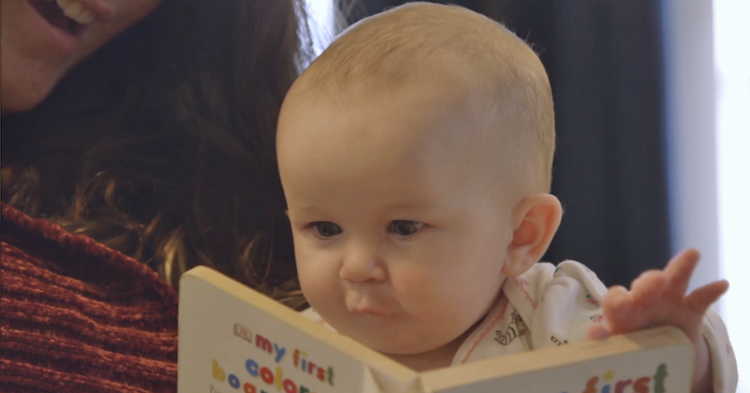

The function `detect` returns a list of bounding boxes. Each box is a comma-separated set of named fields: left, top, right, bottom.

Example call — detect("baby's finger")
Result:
left=686, top=280, right=729, bottom=315
left=602, top=286, right=644, bottom=333
left=630, top=270, right=668, bottom=306
left=663, top=248, right=700, bottom=296
left=587, top=323, right=611, bottom=340
left=602, top=285, right=632, bottom=314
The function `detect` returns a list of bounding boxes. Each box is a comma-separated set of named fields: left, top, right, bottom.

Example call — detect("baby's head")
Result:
left=277, top=2, right=562, bottom=369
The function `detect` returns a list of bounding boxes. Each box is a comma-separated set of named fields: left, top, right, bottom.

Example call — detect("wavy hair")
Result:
left=1, top=0, right=332, bottom=308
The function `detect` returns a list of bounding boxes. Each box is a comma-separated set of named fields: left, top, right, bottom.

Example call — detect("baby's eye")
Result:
left=388, top=220, right=424, bottom=237
left=309, top=221, right=343, bottom=239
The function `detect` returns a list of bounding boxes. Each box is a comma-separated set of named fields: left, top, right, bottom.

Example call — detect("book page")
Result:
left=420, top=326, right=694, bottom=393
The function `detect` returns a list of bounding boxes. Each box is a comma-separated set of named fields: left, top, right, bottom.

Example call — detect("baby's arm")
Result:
left=586, top=249, right=729, bottom=393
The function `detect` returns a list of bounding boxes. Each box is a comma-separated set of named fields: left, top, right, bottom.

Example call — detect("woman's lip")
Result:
left=26, top=0, right=80, bottom=54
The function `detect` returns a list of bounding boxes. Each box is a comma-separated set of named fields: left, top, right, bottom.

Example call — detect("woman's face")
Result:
left=1, top=0, right=162, bottom=113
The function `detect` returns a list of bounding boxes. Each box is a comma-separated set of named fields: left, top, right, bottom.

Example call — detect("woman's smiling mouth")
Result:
left=28, top=0, right=114, bottom=35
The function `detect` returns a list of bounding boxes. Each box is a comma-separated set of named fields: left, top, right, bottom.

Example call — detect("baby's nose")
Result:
left=339, top=252, right=387, bottom=283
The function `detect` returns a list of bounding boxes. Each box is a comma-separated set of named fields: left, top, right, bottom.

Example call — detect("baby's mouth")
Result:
left=29, top=0, right=95, bottom=35
left=346, top=294, right=397, bottom=316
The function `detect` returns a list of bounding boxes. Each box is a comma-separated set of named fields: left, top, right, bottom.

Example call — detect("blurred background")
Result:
left=306, top=0, right=749, bottom=387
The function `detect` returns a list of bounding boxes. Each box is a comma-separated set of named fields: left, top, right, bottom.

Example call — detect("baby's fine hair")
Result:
left=299, top=2, right=556, bottom=193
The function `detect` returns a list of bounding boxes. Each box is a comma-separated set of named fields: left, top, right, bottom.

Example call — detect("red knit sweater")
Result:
left=0, top=203, right=179, bottom=392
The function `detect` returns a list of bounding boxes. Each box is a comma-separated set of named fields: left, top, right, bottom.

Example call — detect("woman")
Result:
left=1, top=0, right=315, bottom=391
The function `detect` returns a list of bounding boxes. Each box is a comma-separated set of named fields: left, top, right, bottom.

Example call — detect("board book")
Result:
left=178, top=266, right=695, bottom=393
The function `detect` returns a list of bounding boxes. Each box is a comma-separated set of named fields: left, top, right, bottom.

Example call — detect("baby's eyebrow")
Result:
left=381, top=202, right=430, bottom=210
left=287, top=206, right=327, bottom=217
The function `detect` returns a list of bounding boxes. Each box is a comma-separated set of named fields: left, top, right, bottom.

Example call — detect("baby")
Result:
left=276, top=3, right=736, bottom=392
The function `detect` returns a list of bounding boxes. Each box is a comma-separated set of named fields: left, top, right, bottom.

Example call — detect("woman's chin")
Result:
left=1, top=68, right=59, bottom=114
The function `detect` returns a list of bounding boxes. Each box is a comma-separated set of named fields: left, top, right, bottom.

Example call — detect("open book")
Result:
left=178, top=266, right=695, bottom=393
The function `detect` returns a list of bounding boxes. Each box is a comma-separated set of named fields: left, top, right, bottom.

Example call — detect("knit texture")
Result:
left=1, top=203, right=179, bottom=392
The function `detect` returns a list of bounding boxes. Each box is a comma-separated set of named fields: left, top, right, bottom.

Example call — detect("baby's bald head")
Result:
left=280, top=2, right=555, bottom=202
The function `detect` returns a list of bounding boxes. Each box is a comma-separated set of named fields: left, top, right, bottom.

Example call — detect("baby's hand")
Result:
left=586, top=249, right=728, bottom=393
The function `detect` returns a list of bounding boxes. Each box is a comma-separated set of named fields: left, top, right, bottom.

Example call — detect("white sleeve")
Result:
left=701, top=309, right=738, bottom=393
left=504, top=260, right=608, bottom=351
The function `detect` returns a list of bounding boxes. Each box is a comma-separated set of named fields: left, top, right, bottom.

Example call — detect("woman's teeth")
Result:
left=52, top=0, right=95, bottom=25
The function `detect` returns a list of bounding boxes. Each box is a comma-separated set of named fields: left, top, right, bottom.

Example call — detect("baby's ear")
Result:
left=502, top=194, right=562, bottom=277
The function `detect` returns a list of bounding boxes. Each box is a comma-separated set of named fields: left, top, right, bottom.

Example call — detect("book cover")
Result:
left=178, top=266, right=695, bottom=393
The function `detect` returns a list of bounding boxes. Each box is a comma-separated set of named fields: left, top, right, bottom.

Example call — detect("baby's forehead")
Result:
left=286, top=81, right=451, bottom=142
left=279, top=88, right=519, bottom=204
left=282, top=55, right=525, bottom=166
left=283, top=80, right=516, bottom=175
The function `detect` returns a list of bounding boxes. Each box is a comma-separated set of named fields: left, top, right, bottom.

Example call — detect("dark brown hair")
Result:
left=1, top=0, right=313, bottom=307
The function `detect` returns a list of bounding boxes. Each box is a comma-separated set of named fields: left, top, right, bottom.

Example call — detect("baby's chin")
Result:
left=345, top=328, right=462, bottom=357
left=367, top=334, right=470, bottom=371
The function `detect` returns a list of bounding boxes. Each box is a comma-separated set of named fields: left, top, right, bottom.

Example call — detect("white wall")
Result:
left=662, top=0, right=719, bottom=297
left=305, top=0, right=337, bottom=56
left=664, top=0, right=748, bottom=389
left=714, top=0, right=750, bottom=388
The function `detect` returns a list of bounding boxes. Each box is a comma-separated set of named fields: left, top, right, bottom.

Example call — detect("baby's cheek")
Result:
left=392, top=266, right=456, bottom=311
left=297, top=252, right=338, bottom=299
